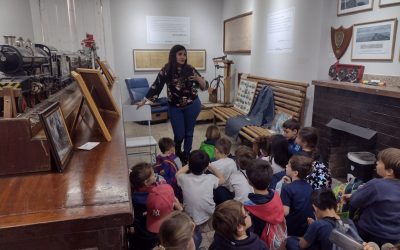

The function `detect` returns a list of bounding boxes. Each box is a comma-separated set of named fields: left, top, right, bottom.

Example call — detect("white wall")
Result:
left=0, top=0, right=34, bottom=41
left=317, top=0, right=400, bottom=79
left=110, top=0, right=224, bottom=103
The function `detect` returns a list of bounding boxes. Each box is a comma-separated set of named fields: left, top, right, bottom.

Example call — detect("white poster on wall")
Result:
left=266, top=7, right=295, bottom=54
left=147, top=16, right=190, bottom=44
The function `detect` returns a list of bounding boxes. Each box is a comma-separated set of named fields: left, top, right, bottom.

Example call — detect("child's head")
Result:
left=188, top=150, right=210, bottom=175
left=205, top=125, right=221, bottom=141
left=235, top=146, right=256, bottom=171
left=296, top=127, right=318, bottom=151
left=377, top=148, right=400, bottom=179
left=286, top=155, right=313, bottom=180
left=311, top=189, right=338, bottom=219
left=282, top=118, right=300, bottom=140
left=157, top=211, right=195, bottom=250
left=246, top=159, right=273, bottom=190
left=158, top=137, right=175, bottom=154
left=215, top=137, right=231, bottom=159
left=265, top=134, right=292, bottom=167
left=212, top=200, right=252, bottom=241
left=129, top=162, right=156, bottom=190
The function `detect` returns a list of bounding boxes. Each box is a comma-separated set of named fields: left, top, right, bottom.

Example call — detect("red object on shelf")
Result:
left=329, top=62, right=365, bottom=83
left=81, top=33, right=96, bottom=49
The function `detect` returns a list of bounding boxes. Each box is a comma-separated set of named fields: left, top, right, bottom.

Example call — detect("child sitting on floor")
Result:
left=280, top=156, right=315, bottom=237
left=176, top=150, right=225, bottom=248
left=155, top=137, right=182, bottom=200
left=154, top=211, right=196, bottom=250
left=230, top=146, right=255, bottom=203
left=261, top=134, right=292, bottom=174
left=210, top=200, right=268, bottom=250
left=345, top=148, right=400, bottom=246
left=296, top=127, right=332, bottom=190
left=199, top=125, right=221, bottom=161
left=282, top=118, right=302, bottom=155
left=286, top=188, right=362, bottom=250
left=211, top=137, right=237, bottom=204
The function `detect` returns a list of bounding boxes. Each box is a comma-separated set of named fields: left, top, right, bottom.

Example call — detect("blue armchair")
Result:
left=125, top=77, right=169, bottom=122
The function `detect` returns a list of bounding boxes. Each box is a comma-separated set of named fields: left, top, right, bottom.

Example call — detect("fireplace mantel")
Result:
left=312, top=80, right=400, bottom=99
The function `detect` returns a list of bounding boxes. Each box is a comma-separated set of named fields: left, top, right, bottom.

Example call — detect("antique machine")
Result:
left=0, top=35, right=91, bottom=116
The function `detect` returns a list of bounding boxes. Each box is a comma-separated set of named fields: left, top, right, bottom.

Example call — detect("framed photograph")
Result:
left=76, top=68, right=120, bottom=116
left=133, top=49, right=206, bottom=71
left=351, top=19, right=398, bottom=60
left=233, top=79, right=257, bottom=114
left=71, top=71, right=112, bottom=142
left=379, top=0, right=400, bottom=7
left=96, top=59, right=116, bottom=87
left=224, top=12, right=252, bottom=54
left=337, top=0, right=373, bottom=15
left=39, top=102, right=73, bottom=172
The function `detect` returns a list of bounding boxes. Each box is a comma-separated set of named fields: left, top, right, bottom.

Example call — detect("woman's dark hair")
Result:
left=311, top=189, right=338, bottom=211
left=298, top=127, right=319, bottom=160
left=266, top=134, right=292, bottom=168
left=165, top=45, right=188, bottom=79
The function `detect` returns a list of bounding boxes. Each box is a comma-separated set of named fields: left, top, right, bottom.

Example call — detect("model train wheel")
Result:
left=17, top=96, right=28, bottom=113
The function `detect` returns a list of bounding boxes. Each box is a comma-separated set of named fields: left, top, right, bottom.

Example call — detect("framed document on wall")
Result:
left=351, top=18, right=397, bottom=61
left=133, top=49, right=206, bottom=71
left=223, top=12, right=252, bottom=54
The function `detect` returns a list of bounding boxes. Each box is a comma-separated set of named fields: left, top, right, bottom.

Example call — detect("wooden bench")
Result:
left=212, top=73, right=309, bottom=153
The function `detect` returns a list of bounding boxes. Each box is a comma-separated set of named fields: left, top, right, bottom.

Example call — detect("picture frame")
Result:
left=233, top=79, right=257, bottom=114
left=96, top=59, right=117, bottom=87
left=337, top=0, right=373, bottom=16
left=76, top=68, right=120, bottom=116
left=39, top=102, right=73, bottom=172
left=71, top=71, right=112, bottom=142
left=223, top=12, right=252, bottom=54
left=133, top=49, right=206, bottom=71
left=351, top=18, right=398, bottom=61
left=379, top=0, right=400, bottom=7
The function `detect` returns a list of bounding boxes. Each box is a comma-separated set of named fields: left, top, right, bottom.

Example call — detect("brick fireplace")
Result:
left=312, top=80, right=400, bottom=178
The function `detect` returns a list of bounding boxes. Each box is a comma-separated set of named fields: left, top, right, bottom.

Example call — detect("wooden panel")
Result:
left=0, top=83, right=133, bottom=248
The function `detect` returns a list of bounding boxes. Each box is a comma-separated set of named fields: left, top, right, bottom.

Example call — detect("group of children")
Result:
left=128, top=119, right=400, bottom=250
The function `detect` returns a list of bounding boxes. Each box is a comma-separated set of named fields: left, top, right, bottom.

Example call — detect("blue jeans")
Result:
left=168, top=98, right=201, bottom=155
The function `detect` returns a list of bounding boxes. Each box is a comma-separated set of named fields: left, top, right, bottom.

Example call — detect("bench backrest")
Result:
left=238, top=73, right=308, bottom=125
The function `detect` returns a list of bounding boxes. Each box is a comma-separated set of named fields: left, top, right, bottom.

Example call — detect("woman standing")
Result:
left=137, top=45, right=208, bottom=164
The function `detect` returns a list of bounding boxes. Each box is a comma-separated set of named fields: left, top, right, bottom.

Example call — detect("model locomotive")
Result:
left=0, top=35, right=93, bottom=114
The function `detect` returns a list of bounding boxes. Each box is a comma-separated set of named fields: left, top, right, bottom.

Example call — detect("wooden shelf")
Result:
left=312, top=80, right=400, bottom=99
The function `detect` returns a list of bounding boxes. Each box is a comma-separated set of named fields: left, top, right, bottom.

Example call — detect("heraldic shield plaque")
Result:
left=331, top=26, right=352, bottom=60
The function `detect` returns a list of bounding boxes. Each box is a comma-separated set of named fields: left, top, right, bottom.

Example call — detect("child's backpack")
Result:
left=332, top=177, right=363, bottom=218
left=324, top=217, right=364, bottom=250
left=260, top=220, right=287, bottom=250
left=153, top=157, right=182, bottom=201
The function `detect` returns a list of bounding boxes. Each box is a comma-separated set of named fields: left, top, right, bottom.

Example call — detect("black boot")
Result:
left=181, top=151, right=190, bottom=166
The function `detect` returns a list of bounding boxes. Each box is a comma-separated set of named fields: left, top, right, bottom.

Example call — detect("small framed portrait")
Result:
left=379, top=0, right=400, bottom=7
left=351, top=18, right=398, bottom=60
left=39, top=102, right=74, bottom=172
left=337, top=0, right=373, bottom=16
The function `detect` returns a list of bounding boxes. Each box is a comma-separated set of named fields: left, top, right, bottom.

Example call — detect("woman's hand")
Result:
left=189, top=75, right=207, bottom=90
left=136, top=99, right=146, bottom=109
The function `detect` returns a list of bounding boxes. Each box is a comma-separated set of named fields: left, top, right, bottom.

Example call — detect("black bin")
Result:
left=347, top=152, right=376, bottom=183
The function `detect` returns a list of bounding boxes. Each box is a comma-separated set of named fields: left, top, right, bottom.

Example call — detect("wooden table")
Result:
left=0, top=83, right=133, bottom=249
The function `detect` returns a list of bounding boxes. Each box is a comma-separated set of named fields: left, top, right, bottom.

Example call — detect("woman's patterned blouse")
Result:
left=145, top=64, right=206, bottom=107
